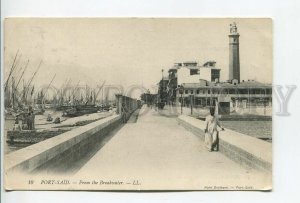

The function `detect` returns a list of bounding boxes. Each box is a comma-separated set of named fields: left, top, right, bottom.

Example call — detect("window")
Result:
left=196, top=90, right=200, bottom=94
left=239, top=89, right=249, bottom=94
left=208, top=90, right=211, bottom=94
left=212, top=89, right=219, bottom=94
left=185, top=90, right=188, bottom=94
left=229, top=89, right=236, bottom=94
left=190, top=69, right=199, bottom=75
left=211, top=69, right=220, bottom=82
left=191, top=90, right=194, bottom=94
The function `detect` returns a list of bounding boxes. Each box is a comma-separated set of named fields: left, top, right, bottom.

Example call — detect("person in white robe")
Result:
left=204, top=107, right=224, bottom=151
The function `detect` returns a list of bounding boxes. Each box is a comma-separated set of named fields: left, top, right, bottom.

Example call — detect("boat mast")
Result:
left=94, top=81, right=106, bottom=105
left=24, top=60, right=42, bottom=100
left=71, top=81, right=80, bottom=105
left=42, top=74, right=56, bottom=108
left=15, top=59, right=29, bottom=89
left=11, top=77, right=16, bottom=109
left=4, top=50, right=20, bottom=92
left=61, top=78, right=71, bottom=105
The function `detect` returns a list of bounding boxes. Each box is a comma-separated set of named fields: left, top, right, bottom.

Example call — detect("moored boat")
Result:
left=62, top=105, right=99, bottom=117
left=6, top=128, right=71, bottom=145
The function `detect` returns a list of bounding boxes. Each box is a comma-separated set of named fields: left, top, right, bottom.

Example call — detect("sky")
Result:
left=4, top=18, right=272, bottom=96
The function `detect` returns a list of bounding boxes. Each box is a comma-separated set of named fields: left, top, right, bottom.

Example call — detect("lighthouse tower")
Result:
left=228, top=22, right=240, bottom=83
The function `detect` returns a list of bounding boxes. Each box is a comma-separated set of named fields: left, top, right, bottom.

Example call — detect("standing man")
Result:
left=27, top=106, right=35, bottom=130
left=27, top=112, right=32, bottom=130
left=31, top=110, right=35, bottom=130
left=204, top=107, right=224, bottom=152
left=13, top=115, right=20, bottom=130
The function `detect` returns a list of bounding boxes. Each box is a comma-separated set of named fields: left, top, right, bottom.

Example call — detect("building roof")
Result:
left=203, top=61, right=216, bottom=67
left=180, top=80, right=272, bottom=89
left=168, top=60, right=221, bottom=72
left=182, top=61, right=198, bottom=66
left=235, top=80, right=272, bottom=88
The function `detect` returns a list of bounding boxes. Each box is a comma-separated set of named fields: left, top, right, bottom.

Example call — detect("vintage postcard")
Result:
left=3, top=18, right=272, bottom=190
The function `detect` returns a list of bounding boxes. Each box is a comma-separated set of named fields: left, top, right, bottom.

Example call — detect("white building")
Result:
left=177, top=61, right=221, bottom=85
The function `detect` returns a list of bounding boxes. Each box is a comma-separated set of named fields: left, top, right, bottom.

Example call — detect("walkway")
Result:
left=74, top=106, right=271, bottom=190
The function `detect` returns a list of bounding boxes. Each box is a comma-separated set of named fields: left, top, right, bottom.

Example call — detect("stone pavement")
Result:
left=74, top=106, right=271, bottom=190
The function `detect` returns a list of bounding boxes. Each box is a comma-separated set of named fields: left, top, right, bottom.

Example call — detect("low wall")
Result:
left=5, top=114, right=122, bottom=175
left=177, top=115, right=272, bottom=172
left=115, top=94, right=139, bottom=115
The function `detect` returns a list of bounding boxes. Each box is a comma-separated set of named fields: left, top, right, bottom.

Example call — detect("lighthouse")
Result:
left=228, top=22, right=240, bottom=83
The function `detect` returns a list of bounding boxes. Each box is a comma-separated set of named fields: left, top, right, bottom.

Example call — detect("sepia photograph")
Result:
left=3, top=18, right=272, bottom=191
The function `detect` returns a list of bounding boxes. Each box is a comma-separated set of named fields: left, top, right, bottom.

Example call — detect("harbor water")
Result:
left=222, top=121, right=272, bottom=142
left=162, top=105, right=272, bottom=142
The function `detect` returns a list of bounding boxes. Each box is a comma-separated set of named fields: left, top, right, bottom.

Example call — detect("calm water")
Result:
left=222, top=121, right=272, bottom=140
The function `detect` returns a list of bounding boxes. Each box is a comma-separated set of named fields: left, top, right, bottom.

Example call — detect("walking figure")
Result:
left=204, top=107, right=224, bottom=152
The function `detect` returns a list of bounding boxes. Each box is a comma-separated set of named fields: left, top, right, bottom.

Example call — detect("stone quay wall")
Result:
left=5, top=114, right=122, bottom=175
left=177, top=115, right=272, bottom=172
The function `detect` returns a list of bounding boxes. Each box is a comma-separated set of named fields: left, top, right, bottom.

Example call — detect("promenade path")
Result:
left=74, top=106, right=271, bottom=190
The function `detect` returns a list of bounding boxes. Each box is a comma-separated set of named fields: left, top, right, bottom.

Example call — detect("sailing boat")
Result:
left=62, top=81, right=105, bottom=117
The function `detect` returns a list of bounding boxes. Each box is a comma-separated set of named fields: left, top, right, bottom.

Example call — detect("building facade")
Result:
left=176, top=61, right=221, bottom=85
left=164, top=61, right=221, bottom=104
left=175, top=81, right=272, bottom=110
left=155, top=22, right=272, bottom=114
